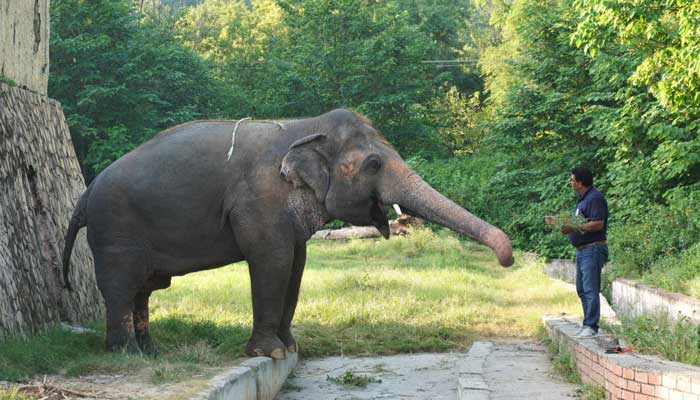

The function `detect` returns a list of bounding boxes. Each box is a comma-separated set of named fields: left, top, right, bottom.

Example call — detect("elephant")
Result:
left=62, top=108, right=513, bottom=358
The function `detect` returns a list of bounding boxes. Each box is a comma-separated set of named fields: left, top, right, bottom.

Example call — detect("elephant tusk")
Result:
left=393, top=204, right=402, bottom=215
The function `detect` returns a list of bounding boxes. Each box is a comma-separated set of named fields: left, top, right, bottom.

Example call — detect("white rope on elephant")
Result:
left=227, top=117, right=251, bottom=161
left=226, top=118, right=286, bottom=161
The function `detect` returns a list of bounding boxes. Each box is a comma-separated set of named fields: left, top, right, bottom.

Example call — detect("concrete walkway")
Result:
left=473, top=340, right=578, bottom=399
left=275, top=340, right=578, bottom=400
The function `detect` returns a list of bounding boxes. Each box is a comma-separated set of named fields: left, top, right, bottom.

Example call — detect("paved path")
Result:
left=477, top=340, right=577, bottom=399
left=275, top=339, right=578, bottom=400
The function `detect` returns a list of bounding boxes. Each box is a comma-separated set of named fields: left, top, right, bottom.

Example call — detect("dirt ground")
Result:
left=0, top=364, right=232, bottom=400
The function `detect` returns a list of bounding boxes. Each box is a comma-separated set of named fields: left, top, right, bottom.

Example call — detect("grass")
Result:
left=544, top=337, right=580, bottom=384
left=544, top=336, right=606, bottom=400
left=607, top=314, right=700, bottom=366
left=0, top=388, right=33, bottom=400
left=326, top=370, right=381, bottom=387
left=0, top=75, right=16, bottom=87
left=0, top=228, right=580, bottom=383
left=638, top=242, right=700, bottom=298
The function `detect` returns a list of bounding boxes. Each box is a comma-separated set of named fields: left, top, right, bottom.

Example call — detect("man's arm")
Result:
left=559, top=219, right=603, bottom=234
left=580, top=220, right=604, bottom=233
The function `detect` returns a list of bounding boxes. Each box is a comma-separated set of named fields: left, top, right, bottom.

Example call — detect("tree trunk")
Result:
left=0, top=0, right=50, bottom=94
left=0, top=83, right=103, bottom=338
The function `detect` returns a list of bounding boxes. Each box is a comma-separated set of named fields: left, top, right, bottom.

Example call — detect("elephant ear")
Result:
left=281, top=133, right=330, bottom=203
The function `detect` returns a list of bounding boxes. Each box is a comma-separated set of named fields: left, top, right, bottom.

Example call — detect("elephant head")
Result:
left=281, top=109, right=514, bottom=267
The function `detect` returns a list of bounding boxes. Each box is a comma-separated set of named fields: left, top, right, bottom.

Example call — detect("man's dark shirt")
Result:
left=567, top=187, right=608, bottom=248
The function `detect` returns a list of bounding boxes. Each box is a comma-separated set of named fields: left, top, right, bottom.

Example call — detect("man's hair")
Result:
left=571, top=166, right=593, bottom=187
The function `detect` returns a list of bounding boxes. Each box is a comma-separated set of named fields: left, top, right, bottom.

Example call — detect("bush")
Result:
left=410, top=153, right=578, bottom=259
left=607, top=187, right=700, bottom=278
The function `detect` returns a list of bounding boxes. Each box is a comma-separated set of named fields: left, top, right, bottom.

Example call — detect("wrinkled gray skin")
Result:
left=63, top=109, right=514, bottom=358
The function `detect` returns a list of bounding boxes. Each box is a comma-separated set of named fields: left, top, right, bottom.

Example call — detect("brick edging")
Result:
left=544, top=316, right=700, bottom=400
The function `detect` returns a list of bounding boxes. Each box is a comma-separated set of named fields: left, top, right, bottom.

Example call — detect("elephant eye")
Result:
left=362, top=155, right=382, bottom=175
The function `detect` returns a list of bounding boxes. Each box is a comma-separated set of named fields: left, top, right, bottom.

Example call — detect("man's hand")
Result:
left=560, top=225, right=575, bottom=234
left=544, top=215, right=556, bottom=225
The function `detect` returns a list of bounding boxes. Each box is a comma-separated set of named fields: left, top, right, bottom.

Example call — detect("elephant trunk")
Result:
left=381, top=164, right=514, bottom=267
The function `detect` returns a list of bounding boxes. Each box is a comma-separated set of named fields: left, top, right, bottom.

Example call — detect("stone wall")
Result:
left=0, top=83, right=103, bottom=337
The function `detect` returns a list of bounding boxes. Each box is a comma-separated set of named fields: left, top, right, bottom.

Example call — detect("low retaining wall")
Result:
left=545, top=259, right=578, bottom=285
left=544, top=316, right=700, bottom=400
left=544, top=258, right=612, bottom=285
left=190, top=354, right=298, bottom=400
left=612, top=279, right=700, bottom=325
left=543, top=259, right=618, bottom=322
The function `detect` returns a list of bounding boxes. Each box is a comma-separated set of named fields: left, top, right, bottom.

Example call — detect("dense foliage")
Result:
left=49, top=0, right=700, bottom=290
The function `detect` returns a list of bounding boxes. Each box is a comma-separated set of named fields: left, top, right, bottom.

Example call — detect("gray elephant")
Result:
left=62, top=109, right=513, bottom=358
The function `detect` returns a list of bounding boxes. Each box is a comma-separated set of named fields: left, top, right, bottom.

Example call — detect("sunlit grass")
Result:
left=0, top=228, right=580, bottom=383
left=152, top=228, right=581, bottom=357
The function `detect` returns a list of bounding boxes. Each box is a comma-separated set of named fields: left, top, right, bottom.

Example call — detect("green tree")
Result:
left=50, top=0, right=228, bottom=179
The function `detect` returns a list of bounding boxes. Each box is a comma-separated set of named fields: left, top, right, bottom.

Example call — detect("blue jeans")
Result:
left=575, top=243, right=608, bottom=332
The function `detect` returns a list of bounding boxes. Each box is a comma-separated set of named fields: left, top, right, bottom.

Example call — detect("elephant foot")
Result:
left=106, top=337, right=141, bottom=354
left=278, top=329, right=298, bottom=353
left=245, top=335, right=287, bottom=359
left=136, top=334, right=157, bottom=356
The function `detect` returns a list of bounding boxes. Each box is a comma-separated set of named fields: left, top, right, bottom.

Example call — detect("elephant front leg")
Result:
left=278, top=244, right=306, bottom=353
left=245, top=248, right=294, bottom=360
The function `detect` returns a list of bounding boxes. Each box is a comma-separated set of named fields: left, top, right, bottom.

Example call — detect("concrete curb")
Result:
left=544, top=315, right=700, bottom=400
left=457, top=341, right=492, bottom=400
left=189, top=353, right=298, bottom=400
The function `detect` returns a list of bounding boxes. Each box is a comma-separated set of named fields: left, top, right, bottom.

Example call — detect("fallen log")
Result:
left=311, top=215, right=423, bottom=240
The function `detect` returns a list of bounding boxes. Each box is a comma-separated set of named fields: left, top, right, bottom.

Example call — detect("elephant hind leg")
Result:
left=133, top=291, right=153, bottom=355
left=104, top=296, right=139, bottom=353
left=94, top=246, right=147, bottom=353
left=133, top=275, right=171, bottom=355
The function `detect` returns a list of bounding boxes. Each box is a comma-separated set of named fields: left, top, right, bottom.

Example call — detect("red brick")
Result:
left=682, top=393, right=699, bottom=400
left=649, top=374, right=662, bottom=385
left=620, top=377, right=631, bottom=388
left=580, top=356, right=591, bottom=368
left=606, top=369, right=616, bottom=381
left=585, top=349, right=595, bottom=360
left=623, top=389, right=636, bottom=400
left=641, top=384, right=655, bottom=395
left=611, top=363, right=624, bottom=376
left=624, top=368, right=636, bottom=380
left=592, top=371, right=605, bottom=385
left=607, top=381, right=622, bottom=398
left=635, top=372, right=649, bottom=384
left=628, top=381, right=642, bottom=393
left=634, top=394, right=649, bottom=400
left=593, top=362, right=605, bottom=374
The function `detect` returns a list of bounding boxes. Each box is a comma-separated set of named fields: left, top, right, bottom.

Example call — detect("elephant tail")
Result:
left=62, top=183, right=92, bottom=292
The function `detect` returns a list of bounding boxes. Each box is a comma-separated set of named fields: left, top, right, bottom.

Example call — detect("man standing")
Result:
left=545, top=166, right=608, bottom=338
